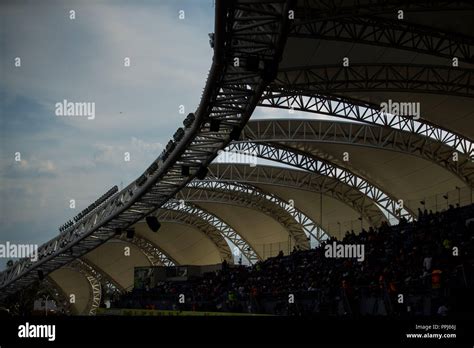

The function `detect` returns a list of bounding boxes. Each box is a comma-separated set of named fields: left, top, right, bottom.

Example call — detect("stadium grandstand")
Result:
left=1, top=0, right=473, bottom=324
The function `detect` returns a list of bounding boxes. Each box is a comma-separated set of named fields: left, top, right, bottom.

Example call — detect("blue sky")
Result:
left=0, top=0, right=343, bottom=270
left=0, top=0, right=215, bottom=267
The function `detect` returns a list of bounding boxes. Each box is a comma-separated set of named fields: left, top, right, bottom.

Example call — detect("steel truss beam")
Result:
left=155, top=206, right=233, bottom=263
left=115, top=235, right=176, bottom=267
left=51, top=235, right=173, bottom=313
left=207, top=162, right=386, bottom=227
left=161, top=201, right=260, bottom=264
left=225, top=141, right=413, bottom=220
left=181, top=180, right=329, bottom=247
left=242, top=119, right=474, bottom=186
left=65, top=260, right=102, bottom=316
left=0, top=0, right=292, bottom=301
left=78, top=258, right=125, bottom=294
left=259, top=91, right=474, bottom=158
left=43, top=277, right=74, bottom=315
left=273, top=64, right=474, bottom=98
left=72, top=234, right=175, bottom=298
left=290, top=15, right=474, bottom=64
left=293, top=0, right=474, bottom=18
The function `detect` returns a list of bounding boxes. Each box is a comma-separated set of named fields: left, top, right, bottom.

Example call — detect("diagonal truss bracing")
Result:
left=156, top=206, right=233, bottom=263
left=183, top=180, right=329, bottom=247
left=259, top=91, right=474, bottom=158
left=290, top=15, right=474, bottom=64
left=0, top=0, right=292, bottom=301
left=115, top=234, right=176, bottom=267
left=65, top=260, right=103, bottom=316
left=273, top=64, right=474, bottom=98
left=162, top=201, right=260, bottom=264
left=206, top=162, right=386, bottom=227
left=242, top=119, right=474, bottom=185
left=225, top=141, right=413, bottom=221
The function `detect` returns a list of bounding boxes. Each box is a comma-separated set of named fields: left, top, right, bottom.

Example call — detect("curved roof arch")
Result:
left=162, top=201, right=260, bottom=264
left=185, top=180, right=329, bottom=245
left=177, top=182, right=313, bottom=249
left=115, top=234, right=176, bottom=267
left=207, top=162, right=386, bottom=226
left=303, top=142, right=466, bottom=213
left=289, top=14, right=474, bottom=64
left=79, top=258, right=125, bottom=294
left=293, top=1, right=474, bottom=30
left=241, top=118, right=473, bottom=185
left=254, top=182, right=372, bottom=240
left=225, top=141, right=412, bottom=220
left=155, top=207, right=233, bottom=263
left=245, top=0, right=474, bottom=233
left=276, top=1, right=474, bottom=143
left=48, top=256, right=130, bottom=315
left=0, top=0, right=293, bottom=300
left=134, top=221, right=224, bottom=266
left=42, top=277, right=75, bottom=315
left=83, top=240, right=151, bottom=291
left=274, top=64, right=474, bottom=99
left=2, top=0, right=474, bottom=305
left=63, top=260, right=102, bottom=315
left=48, top=267, right=91, bottom=315
left=195, top=203, right=294, bottom=258
left=259, top=90, right=474, bottom=153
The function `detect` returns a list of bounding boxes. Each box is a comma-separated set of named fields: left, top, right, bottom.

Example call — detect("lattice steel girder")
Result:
left=293, top=0, right=474, bottom=19
left=115, top=235, right=176, bottom=267
left=290, top=15, right=474, bottom=63
left=0, top=227, right=111, bottom=302
left=65, top=260, right=102, bottom=316
left=161, top=201, right=260, bottom=264
left=155, top=208, right=233, bottom=263
left=207, top=161, right=387, bottom=226
left=226, top=141, right=413, bottom=220
left=259, top=91, right=474, bottom=157
left=182, top=180, right=329, bottom=247
left=273, top=64, right=474, bottom=98
left=79, top=258, right=125, bottom=295
left=0, top=0, right=292, bottom=301
left=74, top=236, right=173, bottom=303
left=178, top=185, right=309, bottom=249
left=43, top=277, right=74, bottom=315
left=242, top=119, right=474, bottom=185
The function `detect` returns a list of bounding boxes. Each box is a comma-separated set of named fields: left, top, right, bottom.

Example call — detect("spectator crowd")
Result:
left=114, top=204, right=474, bottom=316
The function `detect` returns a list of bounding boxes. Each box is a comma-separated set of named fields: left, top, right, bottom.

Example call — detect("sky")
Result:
left=0, top=0, right=216, bottom=268
left=0, top=0, right=359, bottom=270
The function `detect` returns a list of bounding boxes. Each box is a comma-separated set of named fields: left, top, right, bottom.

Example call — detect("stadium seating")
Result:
left=113, top=204, right=474, bottom=316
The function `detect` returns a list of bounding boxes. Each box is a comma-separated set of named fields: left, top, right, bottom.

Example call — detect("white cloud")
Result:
left=0, top=0, right=214, bottom=250
left=2, top=157, right=57, bottom=178
left=92, top=137, right=163, bottom=169
left=3, top=1, right=213, bottom=134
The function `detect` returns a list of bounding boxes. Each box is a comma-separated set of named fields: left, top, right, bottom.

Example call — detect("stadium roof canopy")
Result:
left=2, top=0, right=473, bottom=314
